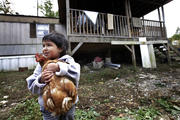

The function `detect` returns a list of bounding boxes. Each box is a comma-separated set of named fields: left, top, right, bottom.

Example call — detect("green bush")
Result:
left=8, top=97, right=100, bottom=120
left=75, top=108, right=100, bottom=120
left=8, top=97, right=42, bottom=120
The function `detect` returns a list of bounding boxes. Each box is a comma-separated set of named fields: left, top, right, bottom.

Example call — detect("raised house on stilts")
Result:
left=58, top=0, right=173, bottom=68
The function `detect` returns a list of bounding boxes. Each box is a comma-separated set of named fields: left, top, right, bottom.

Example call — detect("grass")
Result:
left=8, top=97, right=42, bottom=120
left=113, top=106, right=160, bottom=120
left=75, top=107, right=100, bottom=120
left=6, top=97, right=100, bottom=120
left=0, top=70, right=101, bottom=120
left=155, top=98, right=180, bottom=115
left=0, top=64, right=180, bottom=120
left=113, top=97, right=180, bottom=120
left=80, top=65, right=138, bottom=85
left=9, top=97, right=179, bottom=120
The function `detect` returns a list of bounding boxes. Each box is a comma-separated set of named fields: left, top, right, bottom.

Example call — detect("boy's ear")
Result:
left=58, top=48, right=63, bottom=53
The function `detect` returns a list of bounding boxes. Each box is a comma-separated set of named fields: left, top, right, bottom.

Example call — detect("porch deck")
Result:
left=67, top=9, right=167, bottom=43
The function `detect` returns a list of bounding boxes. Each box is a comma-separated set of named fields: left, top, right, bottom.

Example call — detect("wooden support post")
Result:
left=163, top=43, right=171, bottom=65
left=67, top=40, right=72, bottom=55
left=158, top=8, right=163, bottom=38
left=105, top=45, right=112, bottom=63
left=139, top=37, right=156, bottom=68
left=66, top=0, right=70, bottom=35
left=131, top=45, right=136, bottom=67
left=142, top=16, right=145, bottom=36
left=124, top=45, right=132, bottom=53
left=65, top=0, right=72, bottom=56
left=124, top=45, right=136, bottom=67
left=71, top=42, right=83, bottom=55
left=125, top=0, right=132, bottom=38
left=161, top=6, right=167, bottom=38
left=125, top=0, right=136, bottom=67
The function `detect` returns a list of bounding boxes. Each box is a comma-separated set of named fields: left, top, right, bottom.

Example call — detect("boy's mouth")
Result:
left=43, top=53, right=49, bottom=57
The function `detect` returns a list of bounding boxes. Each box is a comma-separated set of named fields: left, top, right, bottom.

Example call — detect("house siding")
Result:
left=0, top=22, right=66, bottom=56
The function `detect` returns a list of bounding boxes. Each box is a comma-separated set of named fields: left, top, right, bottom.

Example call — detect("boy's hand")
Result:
left=40, top=63, right=60, bottom=83
left=46, top=63, right=60, bottom=72
left=41, top=69, right=54, bottom=83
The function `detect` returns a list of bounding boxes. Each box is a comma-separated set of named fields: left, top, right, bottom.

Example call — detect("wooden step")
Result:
left=172, top=57, right=180, bottom=61
left=170, top=53, right=178, bottom=57
left=169, top=51, right=175, bottom=54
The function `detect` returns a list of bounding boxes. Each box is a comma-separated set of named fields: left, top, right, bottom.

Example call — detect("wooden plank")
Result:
left=161, top=6, right=167, bottom=38
left=125, top=0, right=132, bottom=38
left=0, top=15, right=59, bottom=24
left=107, top=14, right=114, bottom=30
left=71, top=42, right=83, bottom=55
left=112, top=41, right=139, bottom=45
left=66, top=0, right=70, bottom=35
left=124, top=45, right=132, bottom=53
left=131, top=45, right=137, bottom=67
left=70, top=10, right=73, bottom=34
left=111, top=40, right=168, bottom=45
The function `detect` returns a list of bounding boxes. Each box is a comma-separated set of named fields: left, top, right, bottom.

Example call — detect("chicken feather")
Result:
left=35, top=53, right=77, bottom=116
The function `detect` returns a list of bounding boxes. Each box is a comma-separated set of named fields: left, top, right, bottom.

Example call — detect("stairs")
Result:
left=154, top=44, right=180, bottom=63
left=168, top=44, right=180, bottom=63
left=154, top=46, right=168, bottom=63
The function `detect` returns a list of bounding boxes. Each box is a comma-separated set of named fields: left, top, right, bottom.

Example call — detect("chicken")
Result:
left=35, top=53, right=77, bottom=116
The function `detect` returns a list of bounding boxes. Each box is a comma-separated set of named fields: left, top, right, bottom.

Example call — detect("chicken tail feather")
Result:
left=47, top=98, right=55, bottom=110
left=62, top=97, right=72, bottom=111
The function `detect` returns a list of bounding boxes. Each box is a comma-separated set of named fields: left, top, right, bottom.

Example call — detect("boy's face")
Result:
left=42, top=40, right=62, bottom=60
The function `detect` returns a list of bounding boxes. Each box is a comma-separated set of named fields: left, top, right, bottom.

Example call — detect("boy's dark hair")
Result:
left=42, top=32, right=68, bottom=57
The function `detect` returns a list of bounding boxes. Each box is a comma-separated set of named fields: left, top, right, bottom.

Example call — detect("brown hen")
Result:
left=35, top=53, right=77, bottom=116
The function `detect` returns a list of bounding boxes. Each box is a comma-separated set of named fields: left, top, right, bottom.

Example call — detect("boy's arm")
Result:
left=55, top=56, right=80, bottom=87
left=26, top=63, right=46, bottom=95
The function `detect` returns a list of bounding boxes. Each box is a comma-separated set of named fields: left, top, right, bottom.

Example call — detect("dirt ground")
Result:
left=0, top=63, right=180, bottom=120
left=77, top=63, right=180, bottom=119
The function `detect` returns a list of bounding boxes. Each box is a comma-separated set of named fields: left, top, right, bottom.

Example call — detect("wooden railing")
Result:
left=68, top=9, right=166, bottom=39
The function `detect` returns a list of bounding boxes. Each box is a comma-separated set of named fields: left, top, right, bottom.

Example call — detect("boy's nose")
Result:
left=43, top=46, right=47, bottom=49
left=43, top=46, right=48, bottom=52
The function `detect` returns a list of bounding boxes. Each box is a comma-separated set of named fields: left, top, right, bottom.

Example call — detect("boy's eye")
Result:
left=46, top=43, right=52, bottom=46
left=42, top=43, right=52, bottom=48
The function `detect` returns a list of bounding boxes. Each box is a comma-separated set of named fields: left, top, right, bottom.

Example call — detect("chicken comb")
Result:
left=35, top=53, right=47, bottom=62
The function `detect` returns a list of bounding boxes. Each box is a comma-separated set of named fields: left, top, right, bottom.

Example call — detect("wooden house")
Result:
left=0, top=0, right=174, bottom=71
left=57, top=0, right=173, bottom=67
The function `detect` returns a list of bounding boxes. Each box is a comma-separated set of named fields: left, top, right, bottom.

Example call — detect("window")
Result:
left=30, top=23, right=36, bottom=38
left=50, top=24, right=55, bottom=32
left=30, top=23, right=55, bottom=38
left=36, top=24, right=49, bottom=38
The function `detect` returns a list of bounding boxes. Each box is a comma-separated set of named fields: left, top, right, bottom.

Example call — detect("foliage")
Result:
left=114, top=106, right=160, bottom=120
left=156, top=98, right=180, bottom=115
left=0, top=64, right=180, bottom=119
left=38, top=0, right=58, bottom=18
left=175, top=27, right=180, bottom=34
left=75, top=108, right=100, bottom=120
left=171, top=34, right=180, bottom=40
left=8, top=97, right=42, bottom=120
left=114, top=97, right=180, bottom=120
left=8, top=99, right=100, bottom=120
left=133, top=107, right=160, bottom=120
left=0, top=0, right=13, bottom=14
left=169, top=27, right=180, bottom=41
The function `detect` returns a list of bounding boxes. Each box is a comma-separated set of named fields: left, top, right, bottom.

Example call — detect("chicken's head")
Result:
left=35, top=53, right=48, bottom=67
